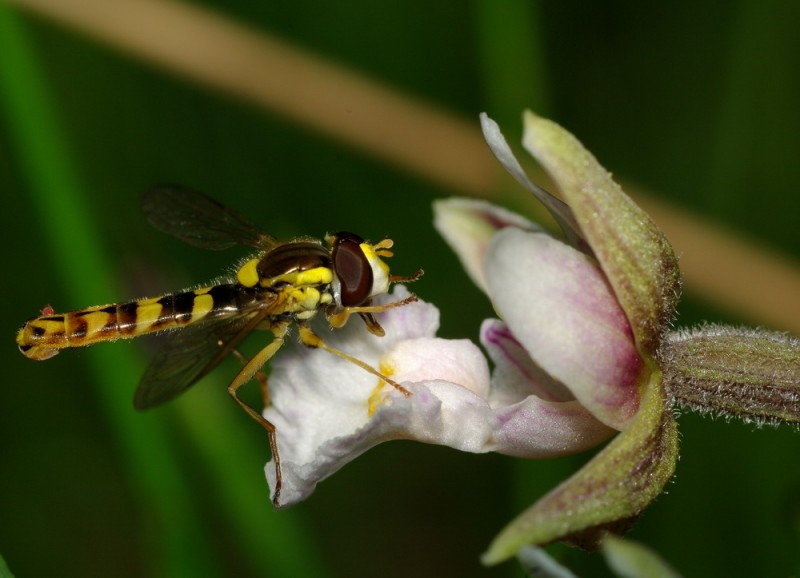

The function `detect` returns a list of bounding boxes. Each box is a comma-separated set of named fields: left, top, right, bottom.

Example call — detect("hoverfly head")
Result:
left=327, top=232, right=391, bottom=308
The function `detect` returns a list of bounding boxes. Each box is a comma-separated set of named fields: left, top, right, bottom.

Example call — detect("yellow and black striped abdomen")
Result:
left=17, top=284, right=261, bottom=361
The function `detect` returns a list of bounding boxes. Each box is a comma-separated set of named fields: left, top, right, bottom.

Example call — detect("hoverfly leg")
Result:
left=297, top=324, right=412, bottom=397
left=389, top=267, right=424, bottom=283
left=227, top=321, right=291, bottom=507
left=230, top=348, right=271, bottom=408
left=347, top=292, right=419, bottom=315
left=325, top=293, right=419, bottom=330
left=357, top=312, right=384, bottom=337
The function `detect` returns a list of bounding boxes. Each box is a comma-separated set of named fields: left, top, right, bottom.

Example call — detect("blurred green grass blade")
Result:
left=177, top=387, right=330, bottom=577
left=472, top=0, right=551, bottom=127
left=0, top=6, right=220, bottom=577
left=0, top=554, right=14, bottom=578
left=707, top=0, right=797, bottom=214
left=471, top=0, right=558, bottom=225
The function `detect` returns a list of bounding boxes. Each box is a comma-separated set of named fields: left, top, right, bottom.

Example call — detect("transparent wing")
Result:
left=143, top=184, right=277, bottom=250
left=133, top=308, right=272, bottom=410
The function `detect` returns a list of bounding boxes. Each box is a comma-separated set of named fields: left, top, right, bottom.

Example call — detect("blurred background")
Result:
left=1, top=1, right=799, bottom=576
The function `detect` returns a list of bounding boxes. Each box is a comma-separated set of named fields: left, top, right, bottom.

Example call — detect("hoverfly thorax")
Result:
left=255, top=242, right=330, bottom=282
left=235, top=241, right=331, bottom=290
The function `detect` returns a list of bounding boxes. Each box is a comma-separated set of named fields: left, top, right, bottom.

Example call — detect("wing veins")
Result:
left=143, top=184, right=277, bottom=250
left=134, top=308, right=273, bottom=410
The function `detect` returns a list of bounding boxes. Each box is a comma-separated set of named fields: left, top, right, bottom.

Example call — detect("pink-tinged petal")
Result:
left=491, top=397, right=616, bottom=457
left=481, top=319, right=616, bottom=456
left=434, top=197, right=541, bottom=294
left=481, top=318, right=574, bottom=404
left=482, top=373, right=679, bottom=564
left=521, top=111, right=681, bottom=354
left=486, top=227, right=643, bottom=429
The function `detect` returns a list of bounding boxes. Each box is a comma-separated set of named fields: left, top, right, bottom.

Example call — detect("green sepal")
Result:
left=521, top=111, right=681, bottom=355
left=482, top=371, right=678, bottom=564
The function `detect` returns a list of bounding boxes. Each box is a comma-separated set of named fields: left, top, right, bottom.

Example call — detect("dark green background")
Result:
left=1, top=2, right=798, bottom=577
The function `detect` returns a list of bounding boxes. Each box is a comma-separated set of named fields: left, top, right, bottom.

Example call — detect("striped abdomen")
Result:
left=17, top=284, right=261, bottom=360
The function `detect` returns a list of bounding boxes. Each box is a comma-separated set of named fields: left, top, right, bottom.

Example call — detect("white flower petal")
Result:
left=491, top=397, right=616, bottom=457
left=486, top=227, right=643, bottom=429
left=383, top=336, right=490, bottom=399
left=433, top=197, right=540, bottom=294
left=263, top=288, right=495, bottom=506
left=268, top=379, right=496, bottom=506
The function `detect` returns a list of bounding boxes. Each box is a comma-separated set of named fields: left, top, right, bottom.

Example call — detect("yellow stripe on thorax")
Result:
left=263, top=266, right=333, bottom=289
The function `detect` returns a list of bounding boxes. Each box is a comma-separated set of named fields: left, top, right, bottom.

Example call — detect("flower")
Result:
left=263, top=279, right=616, bottom=507
left=263, top=116, right=672, bottom=512
left=436, top=112, right=799, bottom=564
left=264, top=110, right=674, bottom=507
left=436, top=112, right=682, bottom=562
left=262, top=110, right=799, bottom=565
left=263, top=285, right=486, bottom=506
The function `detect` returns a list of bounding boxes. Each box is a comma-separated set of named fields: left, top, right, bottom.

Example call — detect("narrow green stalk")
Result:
left=472, top=0, right=551, bottom=129
left=0, top=7, right=218, bottom=577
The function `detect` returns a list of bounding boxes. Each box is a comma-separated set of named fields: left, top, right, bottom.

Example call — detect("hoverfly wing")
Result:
left=143, top=184, right=277, bottom=250
left=134, top=308, right=270, bottom=410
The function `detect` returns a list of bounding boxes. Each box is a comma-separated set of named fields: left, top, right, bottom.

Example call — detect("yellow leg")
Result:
left=326, top=292, right=418, bottom=329
left=227, top=321, right=290, bottom=507
left=297, top=324, right=412, bottom=397
left=343, top=292, right=418, bottom=314
left=230, top=348, right=271, bottom=409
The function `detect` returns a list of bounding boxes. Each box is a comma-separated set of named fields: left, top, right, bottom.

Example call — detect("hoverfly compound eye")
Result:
left=331, top=232, right=373, bottom=307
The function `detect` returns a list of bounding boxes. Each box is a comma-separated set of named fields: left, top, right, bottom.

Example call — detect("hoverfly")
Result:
left=16, top=185, right=423, bottom=504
